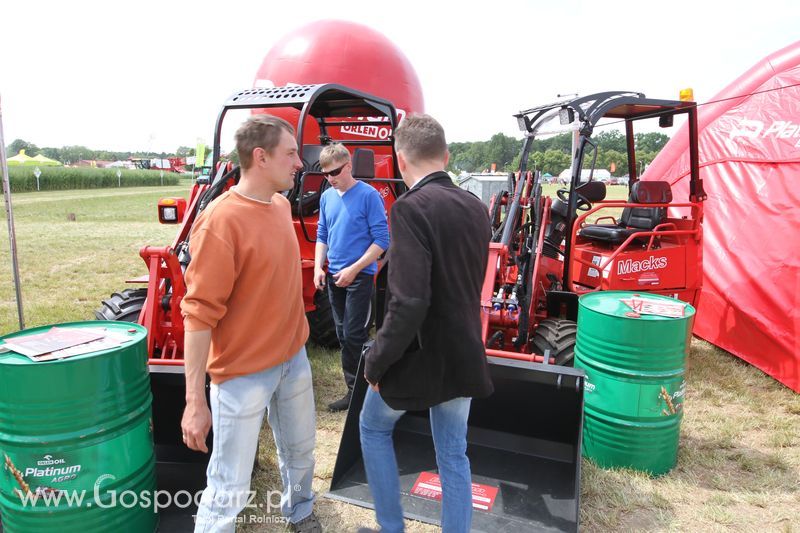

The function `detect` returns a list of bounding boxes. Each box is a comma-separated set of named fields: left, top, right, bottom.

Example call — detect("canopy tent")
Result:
left=31, top=153, right=61, bottom=166
left=644, top=40, right=800, bottom=392
left=6, top=149, right=35, bottom=166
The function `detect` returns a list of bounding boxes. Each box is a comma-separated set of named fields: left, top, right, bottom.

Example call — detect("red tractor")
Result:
left=130, top=157, right=186, bottom=173
left=96, top=84, right=404, bottom=463
left=481, top=91, right=705, bottom=365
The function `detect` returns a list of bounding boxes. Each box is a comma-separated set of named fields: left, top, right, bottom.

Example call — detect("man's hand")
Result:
left=181, top=399, right=212, bottom=453
left=313, top=267, right=326, bottom=291
left=183, top=330, right=212, bottom=452
left=333, top=265, right=358, bottom=287
left=365, top=372, right=380, bottom=392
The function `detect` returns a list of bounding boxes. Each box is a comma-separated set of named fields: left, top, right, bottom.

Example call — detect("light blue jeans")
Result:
left=194, top=347, right=316, bottom=533
left=359, top=388, right=472, bottom=533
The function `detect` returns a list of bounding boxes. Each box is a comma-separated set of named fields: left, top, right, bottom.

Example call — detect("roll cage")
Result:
left=513, top=91, right=705, bottom=284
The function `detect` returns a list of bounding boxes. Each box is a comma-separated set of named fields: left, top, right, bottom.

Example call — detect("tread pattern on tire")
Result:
left=532, top=318, right=578, bottom=366
left=306, top=290, right=340, bottom=349
left=95, top=288, right=148, bottom=323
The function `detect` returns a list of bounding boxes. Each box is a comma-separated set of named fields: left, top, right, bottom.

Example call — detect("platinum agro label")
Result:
left=2, top=415, right=153, bottom=501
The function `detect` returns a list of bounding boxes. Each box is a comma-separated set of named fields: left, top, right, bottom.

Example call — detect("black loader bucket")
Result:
left=149, top=369, right=211, bottom=531
left=328, top=356, right=585, bottom=532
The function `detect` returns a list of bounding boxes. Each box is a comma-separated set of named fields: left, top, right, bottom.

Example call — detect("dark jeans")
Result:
left=327, top=271, right=373, bottom=392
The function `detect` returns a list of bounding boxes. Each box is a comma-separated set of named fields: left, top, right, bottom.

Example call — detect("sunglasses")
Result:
left=323, top=163, right=347, bottom=178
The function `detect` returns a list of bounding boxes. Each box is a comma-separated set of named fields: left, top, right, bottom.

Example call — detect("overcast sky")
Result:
left=1, top=0, right=798, bottom=153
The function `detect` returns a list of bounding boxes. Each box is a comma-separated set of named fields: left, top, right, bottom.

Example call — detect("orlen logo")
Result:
left=340, top=110, right=407, bottom=140
left=730, top=118, right=800, bottom=147
left=37, top=454, right=66, bottom=466
left=617, top=256, right=668, bottom=276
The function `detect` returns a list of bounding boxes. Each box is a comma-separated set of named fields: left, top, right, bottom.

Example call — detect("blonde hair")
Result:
left=235, top=115, right=294, bottom=170
left=319, top=143, right=351, bottom=169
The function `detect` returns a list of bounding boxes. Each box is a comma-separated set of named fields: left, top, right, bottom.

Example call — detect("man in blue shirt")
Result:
left=314, top=143, right=390, bottom=411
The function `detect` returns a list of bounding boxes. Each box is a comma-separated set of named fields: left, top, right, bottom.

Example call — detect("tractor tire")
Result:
left=95, top=288, right=147, bottom=323
left=306, top=288, right=377, bottom=350
left=306, top=290, right=340, bottom=349
left=532, top=318, right=578, bottom=366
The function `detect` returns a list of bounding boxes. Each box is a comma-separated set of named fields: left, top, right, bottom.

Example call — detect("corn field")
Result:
left=2, top=166, right=180, bottom=193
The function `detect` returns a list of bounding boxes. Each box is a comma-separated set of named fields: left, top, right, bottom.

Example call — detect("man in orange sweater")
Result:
left=180, top=115, right=320, bottom=533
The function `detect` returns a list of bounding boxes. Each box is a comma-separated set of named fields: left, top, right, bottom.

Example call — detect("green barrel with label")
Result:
left=0, top=321, right=157, bottom=532
left=574, top=291, right=695, bottom=476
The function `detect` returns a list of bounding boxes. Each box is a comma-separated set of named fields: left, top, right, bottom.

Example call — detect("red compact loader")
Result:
left=329, top=92, right=705, bottom=532
left=482, top=91, right=705, bottom=365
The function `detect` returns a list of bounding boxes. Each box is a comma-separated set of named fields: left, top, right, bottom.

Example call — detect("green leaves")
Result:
left=448, top=129, right=671, bottom=177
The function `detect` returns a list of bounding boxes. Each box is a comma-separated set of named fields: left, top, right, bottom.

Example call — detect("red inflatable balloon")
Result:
left=252, top=20, right=424, bottom=146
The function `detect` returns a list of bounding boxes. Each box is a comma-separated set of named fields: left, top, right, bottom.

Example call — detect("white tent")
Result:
left=558, top=168, right=610, bottom=184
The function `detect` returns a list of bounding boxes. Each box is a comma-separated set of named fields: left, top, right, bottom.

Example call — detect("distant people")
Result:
left=314, top=143, right=389, bottom=412
left=181, top=115, right=321, bottom=533
left=359, top=114, right=493, bottom=533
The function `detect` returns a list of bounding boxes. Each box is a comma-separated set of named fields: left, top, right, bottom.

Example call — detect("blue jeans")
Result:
left=194, top=347, right=316, bottom=533
left=359, top=388, right=472, bottom=533
left=327, top=271, right=373, bottom=392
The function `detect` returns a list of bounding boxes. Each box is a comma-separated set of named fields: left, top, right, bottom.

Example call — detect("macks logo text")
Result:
left=617, top=256, right=668, bottom=275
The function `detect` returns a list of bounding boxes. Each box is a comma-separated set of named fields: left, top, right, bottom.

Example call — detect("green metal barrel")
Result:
left=574, top=291, right=695, bottom=476
left=0, top=321, right=157, bottom=532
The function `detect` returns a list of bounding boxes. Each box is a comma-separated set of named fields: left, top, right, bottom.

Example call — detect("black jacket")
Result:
left=364, top=171, right=494, bottom=410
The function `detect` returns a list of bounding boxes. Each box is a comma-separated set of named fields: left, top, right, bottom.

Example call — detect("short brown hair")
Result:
left=394, top=114, right=447, bottom=163
left=235, top=115, right=295, bottom=170
left=319, top=143, right=350, bottom=169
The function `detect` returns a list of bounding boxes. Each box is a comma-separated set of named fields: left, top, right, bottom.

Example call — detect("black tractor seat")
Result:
left=578, top=180, right=672, bottom=244
left=351, top=147, right=375, bottom=179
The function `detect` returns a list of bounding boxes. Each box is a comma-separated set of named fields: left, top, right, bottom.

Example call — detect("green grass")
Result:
left=1, top=187, right=798, bottom=532
left=0, top=185, right=186, bottom=330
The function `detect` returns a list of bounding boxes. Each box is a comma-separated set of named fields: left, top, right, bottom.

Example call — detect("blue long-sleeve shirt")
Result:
left=317, top=181, right=390, bottom=276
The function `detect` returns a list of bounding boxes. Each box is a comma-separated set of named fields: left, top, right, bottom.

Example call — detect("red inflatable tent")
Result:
left=645, top=41, right=800, bottom=392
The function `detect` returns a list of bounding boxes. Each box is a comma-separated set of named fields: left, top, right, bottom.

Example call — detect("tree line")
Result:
left=4, top=139, right=196, bottom=165
left=447, top=130, right=670, bottom=176
left=8, top=129, right=670, bottom=176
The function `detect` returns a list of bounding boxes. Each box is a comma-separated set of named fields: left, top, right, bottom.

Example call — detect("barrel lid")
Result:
left=0, top=321, right=146, bottom=366
left=578, top=291, right=696, bottom=321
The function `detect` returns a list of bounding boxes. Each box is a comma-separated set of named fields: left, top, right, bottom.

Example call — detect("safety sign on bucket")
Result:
left=410, top=472, right=499, bottom=512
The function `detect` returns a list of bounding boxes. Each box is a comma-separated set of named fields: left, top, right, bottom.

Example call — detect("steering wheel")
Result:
left=557, top=188, right=592, bottom=211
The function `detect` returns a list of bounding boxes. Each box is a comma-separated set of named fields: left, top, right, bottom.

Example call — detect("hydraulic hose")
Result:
left=499, top=173, right=526, bottom=246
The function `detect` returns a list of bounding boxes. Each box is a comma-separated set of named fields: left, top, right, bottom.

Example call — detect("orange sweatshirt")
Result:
left=180, top=189, right=309, bottom=384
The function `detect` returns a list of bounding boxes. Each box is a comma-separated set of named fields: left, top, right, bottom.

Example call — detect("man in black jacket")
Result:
left=359, top=114, right=493, bottom=533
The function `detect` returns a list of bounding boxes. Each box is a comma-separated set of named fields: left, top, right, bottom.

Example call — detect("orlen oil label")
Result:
left=1, top=414, right=153, bottom=499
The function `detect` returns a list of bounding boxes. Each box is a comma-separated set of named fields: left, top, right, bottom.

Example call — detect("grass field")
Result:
left=1, top=185, right=798, bottom=532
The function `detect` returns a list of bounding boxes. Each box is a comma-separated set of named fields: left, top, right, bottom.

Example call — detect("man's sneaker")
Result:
left=327, top=391, right=352, bottom=412
left=289, top=512, right=322, bottom=533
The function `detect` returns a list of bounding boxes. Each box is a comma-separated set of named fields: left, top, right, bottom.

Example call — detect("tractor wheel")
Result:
left=306, top=288, right=376, bottom=349
left=532, top=318, right=578, bottom=366
left=306, top=290, right=340, bottom=349
left=95, top=288, right=147, bottom=323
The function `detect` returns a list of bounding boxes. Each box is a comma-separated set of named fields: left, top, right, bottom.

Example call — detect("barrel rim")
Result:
left=0, top=321, right=147, bottom=366
left=578, top=290, right=696, bottom=320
